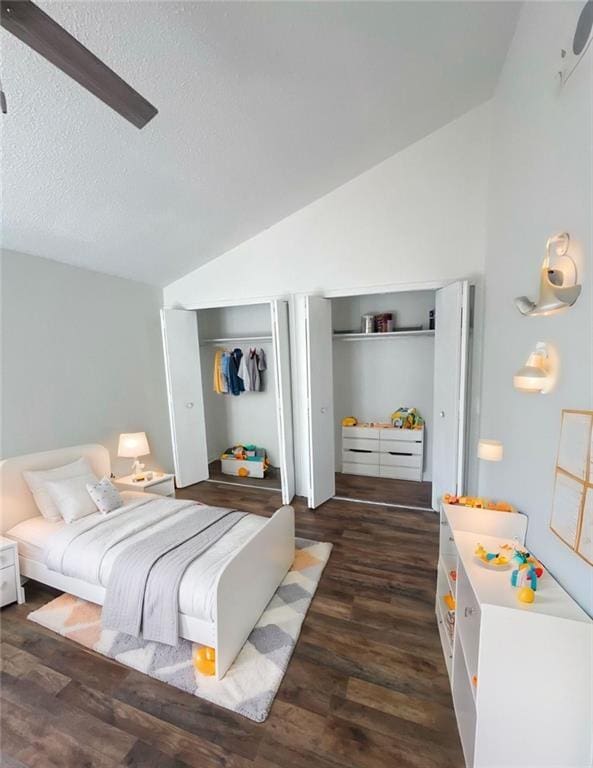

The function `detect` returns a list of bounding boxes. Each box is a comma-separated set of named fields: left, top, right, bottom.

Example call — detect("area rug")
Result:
left=28, top=537, right=331, bottom=722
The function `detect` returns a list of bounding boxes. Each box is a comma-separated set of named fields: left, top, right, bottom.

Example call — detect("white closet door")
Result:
left=431, top=281, right=470, bottom=510
left=271, top=300, right=295, bottom=504
left=304, top=295, right=335, bottom=509
left=160, top=309, right=209, bottom=488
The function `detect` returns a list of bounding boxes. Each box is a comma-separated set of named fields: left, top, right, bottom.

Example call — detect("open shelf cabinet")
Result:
left=436, top=503, right=593, bottom=767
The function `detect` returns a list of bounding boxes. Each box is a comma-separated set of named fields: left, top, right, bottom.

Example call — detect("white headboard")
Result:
left=0, top=444, right=110, bottom=533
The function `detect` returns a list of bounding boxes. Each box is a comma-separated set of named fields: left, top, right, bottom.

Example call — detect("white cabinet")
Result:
left=342, top=425, right=424, bottom=480
left=437, top=503, right=593, bottom=767
left=0, top=537, right=25, bottom=607
left=114, top=473, right=175, bottom=497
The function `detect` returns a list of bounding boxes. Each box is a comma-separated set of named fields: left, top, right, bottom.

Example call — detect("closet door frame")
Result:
left=169, top=295, right=296, bottom=504
left=305, top=277, right=472, bottom=510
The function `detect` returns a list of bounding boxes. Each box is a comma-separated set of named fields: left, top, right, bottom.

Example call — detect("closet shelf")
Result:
left=332, top=330, right=435, bottom=340
left=201, top=335, right=273, bottom=345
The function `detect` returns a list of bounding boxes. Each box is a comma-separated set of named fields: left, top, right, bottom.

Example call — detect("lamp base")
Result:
left=131, top=459, right=145, bottom=481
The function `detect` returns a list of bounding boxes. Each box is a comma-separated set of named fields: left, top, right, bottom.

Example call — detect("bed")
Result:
left=0, top=444, right=295, bottom=679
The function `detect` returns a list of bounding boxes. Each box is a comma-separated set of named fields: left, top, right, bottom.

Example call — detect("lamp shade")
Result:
left=513, top=343, right=551, bottom=394
left=477, top=439, right=503, bottom=462
left=118, top=432, right=150, bottom=458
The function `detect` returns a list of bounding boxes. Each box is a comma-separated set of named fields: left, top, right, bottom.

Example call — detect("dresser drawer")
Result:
left=381, top=452, right=423, bottom=469
left=342, top=449, right=381, bottom=466
left=379, top=466, right=423, bottom=481
left=342, top=462, right=380, bottom=477
left=380, top=439, right=423, bottom=455
left=0, top=548, right=15, bottom=569
left=343, top=437, right=379, bottom=452
left=342, top=426, right=381, bottom=441
left=0, top=565, right=17, bottom=607
left=380, top=428, right=424, bottom=444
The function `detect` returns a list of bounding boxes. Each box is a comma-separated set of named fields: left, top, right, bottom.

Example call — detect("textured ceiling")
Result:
left=0, top=1, right=519, bottom=286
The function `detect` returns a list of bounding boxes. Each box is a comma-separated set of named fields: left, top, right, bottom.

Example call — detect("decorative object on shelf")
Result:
left=474, top=542, right=514, bottom=569
left=429, top=309, right=435, bottom=330
left=117, top=431, right=150, bottom=480
left=514, top=232, right=582, bottom=316
left=341, top=416, right=358, bottom=427
left=443, top=592, right=456, bottom=611
left=510, top=549, right=544, bottom=603
left=193, top=645, right=216, bottom=676
left=361, top=313, right=375, bottom=334
left=550, top=410, right=593, bottom=565
left=477, top=439, right=504, bottom=461
left=390, top=407, right=424, bottom=429
left=513, top=342, right=554, bottom=394
left=449, top=569, right=457, bottom=582
left=443, top=493, right=516, bottom=512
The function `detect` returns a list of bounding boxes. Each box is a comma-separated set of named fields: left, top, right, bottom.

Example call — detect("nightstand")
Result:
left=0, top=537, right=25, bottom=607
left=114, top=472, right=175, bottom=498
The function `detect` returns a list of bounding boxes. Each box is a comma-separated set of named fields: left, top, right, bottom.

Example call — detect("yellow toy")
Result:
left=518, top=586, right=535, bottom=604
left=238, top=467, right=249, bottom=477
left=443, top=592, right=456, bottom=611
left=342, top=416, right=358, bottom=427
left=193, top=645, right=216, bottom=676
left=474, top=542, right=513, bottom=569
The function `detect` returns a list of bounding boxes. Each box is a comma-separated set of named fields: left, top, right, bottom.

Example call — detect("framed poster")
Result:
left=550, top=409, right=593, bottom=565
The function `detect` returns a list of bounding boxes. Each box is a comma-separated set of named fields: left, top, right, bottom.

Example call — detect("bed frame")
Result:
left=0, top=444, right=295, bottom=679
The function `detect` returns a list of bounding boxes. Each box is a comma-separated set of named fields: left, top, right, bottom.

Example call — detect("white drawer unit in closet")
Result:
left=342, top=426, right=424, bottom=481
left=0, top=537, right=25, bottom=608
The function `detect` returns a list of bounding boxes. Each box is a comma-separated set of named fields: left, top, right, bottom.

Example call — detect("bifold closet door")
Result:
left=271, top=300, right=295, bottom=505
left=431, top=281, right=470, bottom=510
left=160, top=309, right=209, bottom=488
left=304, top=295, right=335, bottom=509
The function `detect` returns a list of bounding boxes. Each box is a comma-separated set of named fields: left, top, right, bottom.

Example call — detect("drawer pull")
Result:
left=349, top=449, right=373, bottom=453
left=388, top=451, right=413, bottom=457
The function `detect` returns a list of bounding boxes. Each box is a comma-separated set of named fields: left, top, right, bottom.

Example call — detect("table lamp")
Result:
left=118, top=432, right=150, bottom=479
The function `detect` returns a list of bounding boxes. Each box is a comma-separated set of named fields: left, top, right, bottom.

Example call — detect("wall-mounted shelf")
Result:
left=201, top=335, right=273, bottom=345
left=333, top=330, right=435, bottom=340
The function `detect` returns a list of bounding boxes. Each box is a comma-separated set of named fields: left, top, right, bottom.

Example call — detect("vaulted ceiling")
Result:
left=1, top=1, right=520, bottom=286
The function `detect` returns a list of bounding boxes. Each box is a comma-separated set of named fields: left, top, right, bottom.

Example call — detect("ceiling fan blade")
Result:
left=1, top=0, right=158, bottom=128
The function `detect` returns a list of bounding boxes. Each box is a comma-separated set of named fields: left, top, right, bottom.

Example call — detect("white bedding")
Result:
left=6, top=491, right=266, bottom=623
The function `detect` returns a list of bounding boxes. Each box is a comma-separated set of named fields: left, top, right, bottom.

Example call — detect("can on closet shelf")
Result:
left=361, top=314, right=375, bottom=334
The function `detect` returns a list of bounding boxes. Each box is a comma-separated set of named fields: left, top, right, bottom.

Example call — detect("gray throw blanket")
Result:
left=102, top=506, right=246, bottom=645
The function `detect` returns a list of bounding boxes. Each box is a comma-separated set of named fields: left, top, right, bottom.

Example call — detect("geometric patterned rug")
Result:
left=28, top=537, right=332, bottom=722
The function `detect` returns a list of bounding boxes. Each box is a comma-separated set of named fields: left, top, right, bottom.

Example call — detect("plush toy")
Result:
left=474, top=542, right=513, bottom=569
left=342, top=416, right=358, bottom=427
left=193, top=645, right=216, bottom=676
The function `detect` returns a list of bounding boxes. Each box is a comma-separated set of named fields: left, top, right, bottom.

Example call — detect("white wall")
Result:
left=197, top=305, right=280, bottom=466
left=478, top=3, right=593, bottom=614
left=1, top=251, right=173, bottom=475
left=331, top=291, right=435, bottom=478
left=164, top=103, right=491, bottom=496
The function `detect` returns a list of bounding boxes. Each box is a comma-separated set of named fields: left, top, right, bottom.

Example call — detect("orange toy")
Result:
left=237, top=467, right=249, bottom=477
left=194, top=645, right=216, bottom=676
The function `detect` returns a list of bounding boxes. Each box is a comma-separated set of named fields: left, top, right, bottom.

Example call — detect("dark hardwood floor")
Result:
left=208, top=460, right=282, bottom=491
left=0, top=483, right=462, bottom=768
left=335, top=472, right=433, bottom=508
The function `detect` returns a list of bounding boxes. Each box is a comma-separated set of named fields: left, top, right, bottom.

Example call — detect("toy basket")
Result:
left=220, top=445, right=269, bottom=478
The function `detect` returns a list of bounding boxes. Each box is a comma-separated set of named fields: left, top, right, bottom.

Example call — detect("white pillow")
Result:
left=86, top=477, right=123, bottom=515
left=45, top=473, right=99, bottom=524
left=23, top=457, right=95, bottom=521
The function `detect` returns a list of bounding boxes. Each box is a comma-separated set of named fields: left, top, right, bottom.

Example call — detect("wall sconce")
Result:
left=477, top=439, right=504, bottom=461
left=513, top=342, right=553, bottom=394
left=514, top=232, right=582, bottom=316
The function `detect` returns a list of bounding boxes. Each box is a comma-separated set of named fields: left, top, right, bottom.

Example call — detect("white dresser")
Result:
left=0, top=536, right=25, bottom=608
left=437, top=503, right=593, bottom=768
left=342, top=425, right=424, bottom=481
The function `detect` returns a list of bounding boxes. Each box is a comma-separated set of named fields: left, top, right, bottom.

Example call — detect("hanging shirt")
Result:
left=255, top=348, right=267, bottom=391
left=228, top=348, right=245, bottom=396
left=213, top=349, right=228, bottom=394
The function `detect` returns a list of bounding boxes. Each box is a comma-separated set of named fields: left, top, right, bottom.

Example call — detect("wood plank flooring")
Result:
left=0, top=483, right=462, bottom=768
left=335, top=472, right=433, bottom=508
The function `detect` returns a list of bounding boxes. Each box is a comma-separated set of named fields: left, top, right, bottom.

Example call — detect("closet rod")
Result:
left=200, top=334, right=273, bottom=345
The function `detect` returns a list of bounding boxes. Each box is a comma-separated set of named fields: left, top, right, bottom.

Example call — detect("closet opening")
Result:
left=161, top=299, right=295, bottom=504
left=304, top=280, right=470, bottom=511
left=198, top=304, right=282, bottom=493
left=331, top=290, right=435, bottom=509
